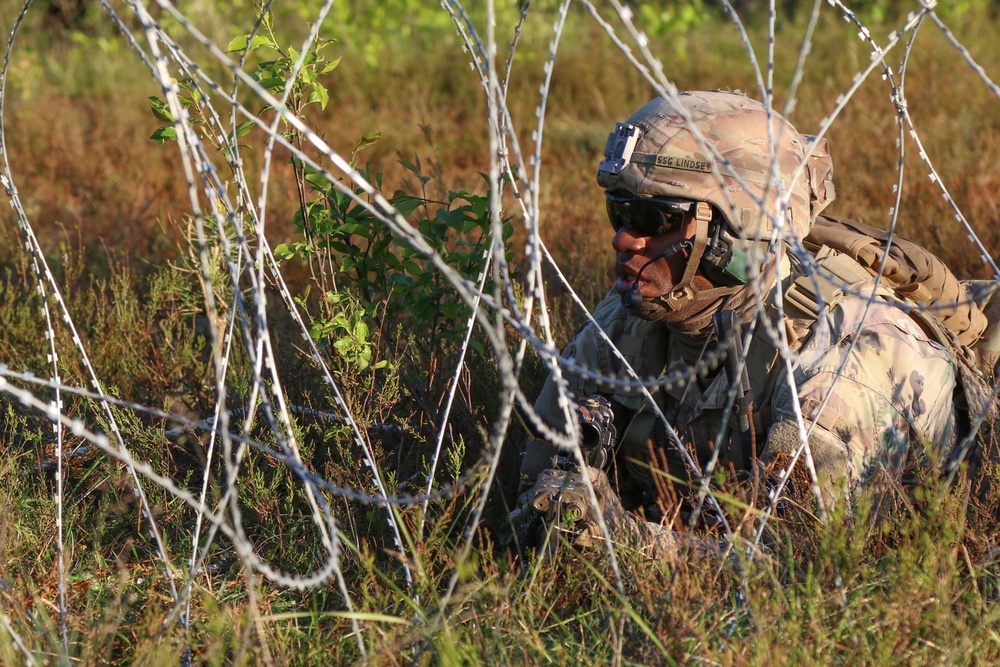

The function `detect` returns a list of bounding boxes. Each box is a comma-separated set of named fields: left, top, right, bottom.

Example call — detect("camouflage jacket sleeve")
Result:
left=519, top=289, right=670, bottom=484
left=764, top=293, right=959, bottom=497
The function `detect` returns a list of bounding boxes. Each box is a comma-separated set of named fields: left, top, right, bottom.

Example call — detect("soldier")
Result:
left=508, top=90, right=997, bottom=557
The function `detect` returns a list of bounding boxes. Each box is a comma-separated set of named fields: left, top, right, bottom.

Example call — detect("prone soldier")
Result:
left=508, top=90, right=999, bottom=557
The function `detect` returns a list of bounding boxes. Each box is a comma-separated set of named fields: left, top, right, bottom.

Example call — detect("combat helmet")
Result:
left=598, top=91, right=835, bottom=310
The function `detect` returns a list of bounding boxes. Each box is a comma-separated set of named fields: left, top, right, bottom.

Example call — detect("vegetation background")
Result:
left=1, top=0, right=1000, bottom=664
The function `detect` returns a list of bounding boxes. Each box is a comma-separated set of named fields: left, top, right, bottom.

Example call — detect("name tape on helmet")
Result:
left=628, top=152, right=712, bottom=173
left=599, top=122, right=640, bottom=175
left=654, top=155, right=710, bottom=172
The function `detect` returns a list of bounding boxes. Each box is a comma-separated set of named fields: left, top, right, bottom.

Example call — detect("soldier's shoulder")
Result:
left=591, top=289, right=630, bottom=326
left=567, top=289, right=632, bottom=341
left=578, top=289, right=670, bottom=344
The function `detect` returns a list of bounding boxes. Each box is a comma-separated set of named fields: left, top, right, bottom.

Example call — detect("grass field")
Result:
left=2, top=1, right=1000, bottom=664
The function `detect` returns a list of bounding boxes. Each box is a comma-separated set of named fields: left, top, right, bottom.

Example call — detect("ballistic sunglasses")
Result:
left=605, top=191, right=695, bottom=237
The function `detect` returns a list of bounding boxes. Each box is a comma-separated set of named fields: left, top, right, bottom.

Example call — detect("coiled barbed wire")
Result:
left=0, top=0, right=998, bottom=662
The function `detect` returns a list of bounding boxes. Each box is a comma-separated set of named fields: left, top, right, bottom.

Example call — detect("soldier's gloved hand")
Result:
left=528, top=466, right=626, bottom=548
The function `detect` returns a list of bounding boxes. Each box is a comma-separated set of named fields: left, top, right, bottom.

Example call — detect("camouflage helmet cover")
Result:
left=597, top=91, right=835, bottom=241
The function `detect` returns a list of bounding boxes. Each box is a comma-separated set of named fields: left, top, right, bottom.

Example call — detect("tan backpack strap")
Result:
left=783, top=247, right=870, bottom=320
left=807, top=215, right=988, bottom=347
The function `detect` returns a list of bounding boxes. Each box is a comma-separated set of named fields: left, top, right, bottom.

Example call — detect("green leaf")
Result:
left=468, top=196, right=489, bottom=222
left=401, top=157, right=431, bottom=185
left=258, top=76, right=286, bottom=91
left=331, top=188, right=351, bottom=210
left=147, top=96, right=173, bottom=123
left=234, top=120, right=255, bottom=138
left=227, top=34, right=276, bottom=53
left=294, top=209, right=315, bottom=235
left=384, top=254, right=402, bottom=271
left=469, top=338, right=485, bottom=356
left=354, top=321, right=369, bottom=341
left=226, top=35, right=250, bottom=52
left=149, top=126, right=177, bottom=145
left=435, top=207, right=468, bottom=232
left=304, top=172, right=331, bottom=192
left=391, top=274, right=415, bottom=287
left=391, top=195, right=425, bottom=218
left=412, top=301, right=436, bottom=321
left=352, top=132, right=381, bottom=160
left=273, top=243, right=295, bottom=262
left=308, top=82, right=329, bottom=110
left=338, top=221, right=366, bottom=236
left=399, top=156, right=422, bottom=177
left=319, top=56, right=342, bottom=75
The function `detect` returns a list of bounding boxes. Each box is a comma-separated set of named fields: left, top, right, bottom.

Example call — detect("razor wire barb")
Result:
left=0, top=0, right=998, bottom=660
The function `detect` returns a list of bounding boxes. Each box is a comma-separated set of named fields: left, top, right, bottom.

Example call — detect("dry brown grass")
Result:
left=5, top=11, right=1000, bottom=287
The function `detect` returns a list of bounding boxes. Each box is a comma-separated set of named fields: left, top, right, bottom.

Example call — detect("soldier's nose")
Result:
left=612, top=228, right=647, bottom=253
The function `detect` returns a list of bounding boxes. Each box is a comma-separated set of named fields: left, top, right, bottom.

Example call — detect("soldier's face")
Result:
left=612, top=214, right=696, bottom=301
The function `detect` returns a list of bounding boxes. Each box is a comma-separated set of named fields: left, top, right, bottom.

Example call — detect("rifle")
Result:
left=509, top=395, right=618, bottom=556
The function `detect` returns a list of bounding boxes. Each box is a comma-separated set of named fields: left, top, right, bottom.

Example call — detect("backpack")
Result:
left=793, top=215, right=1000, bottom=485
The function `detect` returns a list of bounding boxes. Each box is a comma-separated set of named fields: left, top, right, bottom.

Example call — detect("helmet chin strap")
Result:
left=649, top=282, right=750, bottom=337
left=658, top=201, right=739, bottom=313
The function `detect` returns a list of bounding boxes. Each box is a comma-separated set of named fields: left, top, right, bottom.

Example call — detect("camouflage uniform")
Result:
left=520, top=246, right=963, bottom=513
left=514, top=90, right=996, bottom=553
